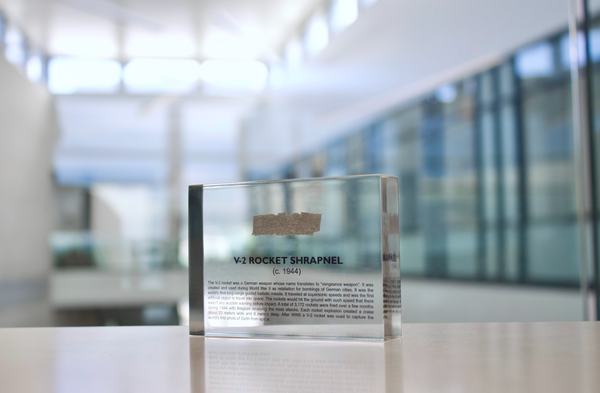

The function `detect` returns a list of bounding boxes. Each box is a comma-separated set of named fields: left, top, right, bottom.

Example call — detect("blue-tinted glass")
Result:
left=345, top=133, right=365, bottom=175
left=268, top=15, right=591, bottom=291
left=515, top=42, right=554, bottom=79
left=528, top=222, right=580, bottom=283
left=380, top=118, right=401, bottom=177
left=591, top=27, right=600, bottom=63
left=559, top=32, right=587, bottom=69
left=324, top=141, right=347, bottom=177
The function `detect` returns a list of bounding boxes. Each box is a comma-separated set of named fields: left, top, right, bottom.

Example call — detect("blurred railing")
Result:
left=51, top=232, right=185, bottom=272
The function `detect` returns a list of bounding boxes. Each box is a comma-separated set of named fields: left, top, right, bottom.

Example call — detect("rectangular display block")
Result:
left=189, top=175, right=401, bottom=340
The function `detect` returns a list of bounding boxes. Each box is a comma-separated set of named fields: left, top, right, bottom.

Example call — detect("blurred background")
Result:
left=0, top=0, right=599, bottom=327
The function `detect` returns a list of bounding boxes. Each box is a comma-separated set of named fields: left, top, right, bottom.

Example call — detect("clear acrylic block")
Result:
left=189, top=175, right=401, bottom=340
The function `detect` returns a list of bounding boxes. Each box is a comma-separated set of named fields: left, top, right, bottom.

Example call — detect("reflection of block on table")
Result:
left=199, top=337, right=388, bottom=392
left=189, top=175, right=401, bottom=340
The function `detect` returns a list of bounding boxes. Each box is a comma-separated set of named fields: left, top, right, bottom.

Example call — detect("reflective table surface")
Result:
left=0, top=322, right=598, bottom=393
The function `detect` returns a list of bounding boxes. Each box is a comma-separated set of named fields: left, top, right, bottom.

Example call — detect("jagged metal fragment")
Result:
left=252, top=212, right=322, bottom=236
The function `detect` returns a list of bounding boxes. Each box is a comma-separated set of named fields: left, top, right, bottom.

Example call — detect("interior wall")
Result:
left=0, top=56, right=58, bottom=327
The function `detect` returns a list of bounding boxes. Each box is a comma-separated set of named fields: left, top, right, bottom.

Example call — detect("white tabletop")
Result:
left=0, top=322, right=598, bottom=393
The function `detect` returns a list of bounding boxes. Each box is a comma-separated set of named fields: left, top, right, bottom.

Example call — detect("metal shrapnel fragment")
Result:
left=252, top=212, right=322, bottom=236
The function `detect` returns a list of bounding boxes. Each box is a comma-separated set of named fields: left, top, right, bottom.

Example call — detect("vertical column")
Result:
left=582, top=0, right=600, bottom=321
left=570, top=0, right=599, bottom=320
left=82, top=187, right=92, bottom=232
left=167, top=103, right=182, bottom=266
left=492, top=67, right=507, bottom=281
left=513, top=57, right=529, bottom=284
left=422, top=98, right=447, bottom=278
left=115, top=18, right=126, bottom=94
left=474, top=75, right=487, bottom=280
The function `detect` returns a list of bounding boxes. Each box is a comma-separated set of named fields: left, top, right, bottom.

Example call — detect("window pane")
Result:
left=304, top=14, right=329, bottom=57
left=4, top=26, right=27, bottom=68
left=515, top=42, right=554, bottom=79
left=285, top=37, right=304, bottom=68
left=329, top=0, right=358, bottom=34
left=26, top=53, right=45, bottom=83
left=199, top=60, right=268, bottom=94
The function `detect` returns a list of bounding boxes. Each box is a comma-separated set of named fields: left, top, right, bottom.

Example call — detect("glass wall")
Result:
left=259, top=23, right=600, bottom=290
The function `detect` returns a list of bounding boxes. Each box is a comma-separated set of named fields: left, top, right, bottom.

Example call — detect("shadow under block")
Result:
left=189, top=175, right=401, bottom=340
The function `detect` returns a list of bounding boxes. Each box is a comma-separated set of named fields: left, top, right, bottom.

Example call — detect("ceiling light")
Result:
left=48, top=57, right=121, bottom=94
left=123, top=59, right=201, bottom=93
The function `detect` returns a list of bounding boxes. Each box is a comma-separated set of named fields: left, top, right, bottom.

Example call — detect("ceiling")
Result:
left=6, top=0, right=600, bottom=182
left=0, top=0, right=321, bottom=60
